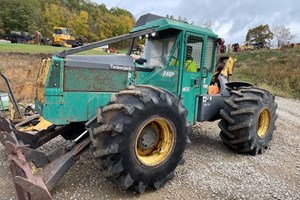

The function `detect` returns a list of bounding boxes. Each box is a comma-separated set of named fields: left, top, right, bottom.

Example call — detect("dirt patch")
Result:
left=0, top=52, right=50, bottom=101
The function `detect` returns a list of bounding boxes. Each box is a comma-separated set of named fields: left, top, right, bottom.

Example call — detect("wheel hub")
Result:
left=135, top=117, right=175, bottom=167
left=138, top=126, right=159, bottom=150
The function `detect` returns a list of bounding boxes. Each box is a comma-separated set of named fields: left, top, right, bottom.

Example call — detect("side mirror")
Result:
left=135, top=58, right=147, bottom=65
left=202, top=67, right=208, bottom=78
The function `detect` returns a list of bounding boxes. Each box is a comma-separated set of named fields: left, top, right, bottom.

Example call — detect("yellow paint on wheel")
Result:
left=135, top=116, right=175, bottom=167
left=257, top=108, right=270, bottom=138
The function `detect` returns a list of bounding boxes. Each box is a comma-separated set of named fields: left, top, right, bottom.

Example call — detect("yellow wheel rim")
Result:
left=135, top=116, right=175, bottom=167
left=257, top=108, right=270, bottom=138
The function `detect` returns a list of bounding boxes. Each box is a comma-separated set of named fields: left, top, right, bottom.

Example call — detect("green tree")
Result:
left=0, top=18, right=5, bottom=36
left=27, top=0, right=44, bottom=34
left=0, top=0, right=43, bottom=34
left=0, top=0, right=135, bottom=42
left=110, top=7, right=134, bottom=19
left=246, top=24, right=274, bottom=47
left=43, top=3, right=68, bottom=36
left=73, top=11, right=89, bottom=39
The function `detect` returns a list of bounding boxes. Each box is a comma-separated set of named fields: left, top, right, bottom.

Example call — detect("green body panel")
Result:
left=135, top=67, right=178, bottom=94
left=36, top=14, right=219, bottom=126
left=35, top=56, right=121, bottom=125
left=64, top=66, right=128, bottom=92
left=181, top=72, right=201, bottom=123
left=36, top=92, right=112, bottom=125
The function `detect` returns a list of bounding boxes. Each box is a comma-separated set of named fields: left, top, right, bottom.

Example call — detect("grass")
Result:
left=0, top=42, right=66, bottom=54
left=231, top=48, right=300, bottom=99
left=0, top=42, right=109, bottom=55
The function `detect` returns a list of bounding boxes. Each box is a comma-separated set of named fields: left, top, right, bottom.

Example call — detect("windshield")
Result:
left=54, top=29, right=63, bottom=35
left=54, top=28, right=67, bottom=35
left=141, top=34, right=178, bottom=68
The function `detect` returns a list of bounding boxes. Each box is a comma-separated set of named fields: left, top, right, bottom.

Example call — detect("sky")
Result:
left=93, top=0, right=300, bottom=46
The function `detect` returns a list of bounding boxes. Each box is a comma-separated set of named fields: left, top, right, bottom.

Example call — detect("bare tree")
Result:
left=166, top=15, right=194, bottom=24
left=203, top=19, right=214, bottom=30
left=273, top=24, right=295, bottom=47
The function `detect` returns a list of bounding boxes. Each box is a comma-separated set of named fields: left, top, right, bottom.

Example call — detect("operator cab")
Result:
left=54, top=27, right=67, bottom=35
left=131, top=27, right=215, bottom=122
left=133, top=29, right=180, bottom=69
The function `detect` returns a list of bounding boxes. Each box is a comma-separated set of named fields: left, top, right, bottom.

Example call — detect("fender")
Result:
left=197, top=76, right=253, bottom=122
left=219, top=75, right=253, bottom=96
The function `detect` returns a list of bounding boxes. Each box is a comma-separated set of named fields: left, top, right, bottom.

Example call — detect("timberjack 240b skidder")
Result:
left=0, top=13, right=277, bottom=199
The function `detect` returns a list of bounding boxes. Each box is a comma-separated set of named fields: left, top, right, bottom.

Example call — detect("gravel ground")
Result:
left=0, top=96, right=299, bottom=200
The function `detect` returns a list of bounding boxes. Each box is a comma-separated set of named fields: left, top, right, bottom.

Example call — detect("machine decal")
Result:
left=182, top=87, right=190, bottom=92
left=202, top=96, right=212, bottom=103
left=110, top=65, right=132, bottom=71
left=162, top=70, right=175, bottom=78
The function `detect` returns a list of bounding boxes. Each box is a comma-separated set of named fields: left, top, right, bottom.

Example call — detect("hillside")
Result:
left=232, top=48, right=300, bottom=99
left=0, top=0, right=135, bottom=42
left=0, top=46, right=299, bottom=100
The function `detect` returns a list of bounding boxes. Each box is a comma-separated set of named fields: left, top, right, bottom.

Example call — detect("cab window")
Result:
left=185, top=35, right=203, bottom=72
left=141, top=33, right=179, bottom=68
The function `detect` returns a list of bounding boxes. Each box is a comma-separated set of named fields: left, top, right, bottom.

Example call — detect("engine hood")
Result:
left=64, top=55, right=134, bottom=71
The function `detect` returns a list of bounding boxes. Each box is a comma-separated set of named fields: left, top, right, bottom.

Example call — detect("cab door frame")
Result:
left=179, top=31, right=208, bottom=124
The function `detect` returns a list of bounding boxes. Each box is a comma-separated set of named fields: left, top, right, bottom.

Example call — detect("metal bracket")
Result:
left=1, top=125, right=91, bottom=199
left=0, top=71, right=23, bottom=119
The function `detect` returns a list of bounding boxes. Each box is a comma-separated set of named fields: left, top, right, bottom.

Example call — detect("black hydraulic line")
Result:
left=127, top=38, right=136, bottom=55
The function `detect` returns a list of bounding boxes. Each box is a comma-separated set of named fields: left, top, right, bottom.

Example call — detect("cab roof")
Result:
left=131, top=13, right=217, bottom=39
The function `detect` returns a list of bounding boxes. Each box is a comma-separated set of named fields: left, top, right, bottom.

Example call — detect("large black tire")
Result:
left=219, top=87, right=277, bottom=155
left=89, top=85, right=191, bottom=193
